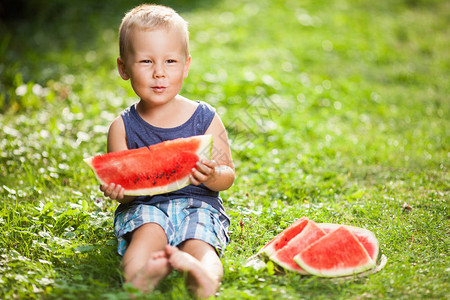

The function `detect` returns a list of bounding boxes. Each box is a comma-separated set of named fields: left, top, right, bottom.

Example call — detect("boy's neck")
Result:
left=135, top=95, right=198, bottom=128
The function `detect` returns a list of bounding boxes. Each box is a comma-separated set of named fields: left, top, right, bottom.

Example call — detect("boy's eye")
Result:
left=140, top=60, right=152, bottom=63
left=166, top=59, right=177, bottom=64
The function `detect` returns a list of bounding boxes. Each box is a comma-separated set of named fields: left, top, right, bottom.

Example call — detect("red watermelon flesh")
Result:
left=269, top=220, right=326, bottom=273
left=318, top=223, right=379, bottom=262
left=84, top=135, right=212, bottom=196
left=294, top=226, right=376, bottom=277
left=258, top=217, right=309, bottom=257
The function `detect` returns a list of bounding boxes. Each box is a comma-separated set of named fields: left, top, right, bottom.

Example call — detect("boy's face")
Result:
left=117, top=27, right=190, bottom=106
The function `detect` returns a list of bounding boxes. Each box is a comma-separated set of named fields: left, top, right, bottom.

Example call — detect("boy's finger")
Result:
left=195, top=162, right=215, bottom=175
left=197, top=170, right=210, bottom=183
left=104, top=183, right=115, bottom=194
left=100, top=183, right=113, bottom=192
left=194, top=163, right=208, bottom=174
left=114, top=185, right=124, bottom=199
left=189, top=174, right=201, bottom=186
left=109, top=185, right=122, bottom=199
left=199, top=159, right=217, bottom=168
left=117, top=186, right=125, bottom=199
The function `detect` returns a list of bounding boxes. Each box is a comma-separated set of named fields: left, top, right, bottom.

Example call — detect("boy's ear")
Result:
left=183, top=55, right=191, bottom=79
left=117, top=57, right=130, bottom=80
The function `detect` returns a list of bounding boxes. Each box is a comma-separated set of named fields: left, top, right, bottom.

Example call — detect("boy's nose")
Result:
left=153, top=64, right=165, bottom=78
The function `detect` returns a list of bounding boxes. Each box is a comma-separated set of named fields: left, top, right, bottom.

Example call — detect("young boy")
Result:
left=99, top=4, right=235, bottom=298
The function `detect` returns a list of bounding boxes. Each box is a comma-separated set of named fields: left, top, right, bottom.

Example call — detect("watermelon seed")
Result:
left=153, top=181, right=156, bottom=185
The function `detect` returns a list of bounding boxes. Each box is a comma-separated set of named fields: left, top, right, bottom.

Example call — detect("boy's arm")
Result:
left=190, top=114, right=235, bottom=191
left=100, top=117, right=137, bottom=204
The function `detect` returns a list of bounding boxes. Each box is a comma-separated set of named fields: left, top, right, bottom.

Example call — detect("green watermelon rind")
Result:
left=268, top=257, right=309, bottom=274
left=294, top=257, right=376, bottom=278
left=293, top=226, right=376, bottom=277
left=84, top=135, right=212, bottom=196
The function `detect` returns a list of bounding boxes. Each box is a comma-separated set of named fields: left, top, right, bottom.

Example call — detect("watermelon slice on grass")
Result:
left=269, top=220, right=326, bottom=273
left=294, top=226, right=376, bottom=277
left=84, top=135, right=212, bottom=196
left=258, top=217, right=309, bottom=257
left=318, top=223, right=380, bottom=262
left=252, top=217, right=382, bottom=277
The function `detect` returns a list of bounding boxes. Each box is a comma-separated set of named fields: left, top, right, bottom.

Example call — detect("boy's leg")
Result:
left=167, top=240, right=223, bottom=298
left=122, top=223, right=171, bottom=292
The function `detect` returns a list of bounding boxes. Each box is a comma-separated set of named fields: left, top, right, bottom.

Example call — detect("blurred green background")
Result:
left=0, top=0, right=219, bottom=112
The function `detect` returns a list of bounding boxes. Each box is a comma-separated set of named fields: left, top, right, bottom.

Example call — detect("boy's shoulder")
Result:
left=178, top=97, right=216, bottom=114
left=117, top=103, right=136, bottom=117
left=179, top=96, right=198, bottom=108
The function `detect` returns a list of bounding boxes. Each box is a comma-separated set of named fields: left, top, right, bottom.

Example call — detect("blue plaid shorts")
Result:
left=114, top=198, right=230, bottom=256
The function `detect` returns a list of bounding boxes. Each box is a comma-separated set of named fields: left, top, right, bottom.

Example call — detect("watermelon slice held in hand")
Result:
left=84, top=135, right=212, bottom=196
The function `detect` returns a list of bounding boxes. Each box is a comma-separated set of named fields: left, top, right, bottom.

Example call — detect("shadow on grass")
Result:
left=0, top=0, right=217, bottom=53
left=0, top=0, right=220, bottom=112
left=49, top=242, right=124, bottom=299
left=50, top=242, right=192, bottom=299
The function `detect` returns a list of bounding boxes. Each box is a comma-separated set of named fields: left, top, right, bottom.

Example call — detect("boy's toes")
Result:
left=165, top=244, right=179, bottom=255
left=151, top=250, right=167, bottom=259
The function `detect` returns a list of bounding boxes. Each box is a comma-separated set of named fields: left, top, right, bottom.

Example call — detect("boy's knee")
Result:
left=180, top=240, right=223, bottom=271
left=178, top=239, right=216, bottom=254
left=132, top=222, right=167, bottom=241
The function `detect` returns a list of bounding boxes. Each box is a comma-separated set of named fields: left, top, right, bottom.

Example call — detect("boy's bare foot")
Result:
left=130, top=250, right=171, bottom=292
left=166, top=245, right=218, bottom=298
left=145, top=251, right=172, bottom=289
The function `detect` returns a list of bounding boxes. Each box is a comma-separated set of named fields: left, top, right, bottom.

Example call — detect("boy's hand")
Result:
left=100, top=183, right=125, bottom=200
left=190, top=159, right=218, bottom=186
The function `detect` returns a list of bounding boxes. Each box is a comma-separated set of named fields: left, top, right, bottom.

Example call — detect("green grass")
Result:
left=1, top=0, right=449, bottom=299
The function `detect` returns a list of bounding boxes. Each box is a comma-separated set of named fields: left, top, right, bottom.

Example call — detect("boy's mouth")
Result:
left=151, top=86, right=166, bottom=93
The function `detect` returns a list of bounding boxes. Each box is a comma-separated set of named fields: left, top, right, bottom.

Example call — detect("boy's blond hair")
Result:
left=119, top=4, right=189, bottom=59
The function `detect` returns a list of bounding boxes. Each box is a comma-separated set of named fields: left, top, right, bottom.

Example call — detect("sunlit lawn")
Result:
left=0, top=0, right=448, bottom=299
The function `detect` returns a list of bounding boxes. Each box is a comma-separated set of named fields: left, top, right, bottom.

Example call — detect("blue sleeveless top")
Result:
left=115, top=101, right=226, bottom=217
